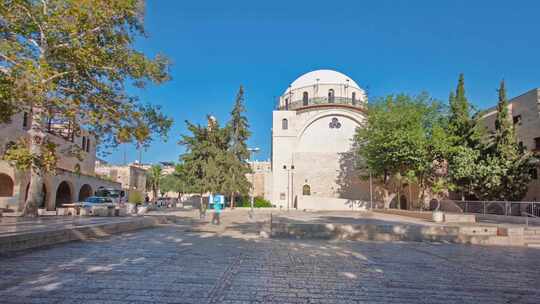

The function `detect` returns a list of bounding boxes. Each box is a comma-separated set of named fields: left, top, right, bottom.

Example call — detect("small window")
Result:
left=303, top=91, right=309, bottom=106
left=82, top=136, right=86, bottom=151
left=282, top=118, right=288, bottom=130
left=535, top=137, right=540, bottom=150
left=328, top=89, right=335, bottom=103
left=285, top=98, right=289, bottom=110
left=280, top=193, right=286, bottom=200
left=22, top=112, right=29, bottom=128
left=531, top=168, right=538, bottom=180
left=513, top=115, right=522, bottom=125
left=86, top=139, right=90, bottom=152
left=302, top=184, right=311, bottom=196
left=351, top=92, right=356, bottom=105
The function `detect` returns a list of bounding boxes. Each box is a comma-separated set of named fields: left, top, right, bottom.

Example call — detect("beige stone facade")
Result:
left=0, top=111, right=121, bottom=211
left=270, top=70, right=372, bottom=210
left=247, top=161, right=272, bottom=198
left=94, top=162, right=147, bottom=191
left=481, top=88, right=540, bottom=201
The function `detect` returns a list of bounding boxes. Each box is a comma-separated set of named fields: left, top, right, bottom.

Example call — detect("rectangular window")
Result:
left=280, top=193, right=286, bottom=200
left=22, top=112, right=29, bottom=128
left=512, top=115, right=522, bottom=125
left=535, top=137, right=540, bottom=150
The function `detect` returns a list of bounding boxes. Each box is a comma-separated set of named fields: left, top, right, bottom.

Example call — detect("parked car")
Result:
left=79, top=196, right=114, bottom=208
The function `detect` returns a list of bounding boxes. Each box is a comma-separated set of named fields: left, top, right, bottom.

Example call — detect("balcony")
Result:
left=276, top=96, right=366, bottom=111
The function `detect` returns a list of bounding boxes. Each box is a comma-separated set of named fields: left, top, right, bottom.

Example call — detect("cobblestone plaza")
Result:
left=0, top=220, right=539, bottom=304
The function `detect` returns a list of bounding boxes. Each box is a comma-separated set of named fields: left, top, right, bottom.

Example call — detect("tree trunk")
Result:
left=21, top=110, right=46, bottom=217
left=230, top=193, right=235, bottom=209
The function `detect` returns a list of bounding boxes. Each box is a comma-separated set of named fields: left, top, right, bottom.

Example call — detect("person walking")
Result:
left=212, top=201, right=222, bottom=225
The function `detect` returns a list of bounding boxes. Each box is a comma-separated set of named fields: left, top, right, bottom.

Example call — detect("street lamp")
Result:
left=248, top=147, right=260, bottom=216
left=283, top=164, right=295, bottom=211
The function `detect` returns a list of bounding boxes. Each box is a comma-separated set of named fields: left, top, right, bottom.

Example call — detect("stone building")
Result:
left=0, top=111, right=120, bottom=211
left=94, top=161, right=147, bottom=192
left=481, top=88, right=540, bottom=201
left=269, top=70, right=371, bottom=210
left=247, top=161, right=272, bottom=198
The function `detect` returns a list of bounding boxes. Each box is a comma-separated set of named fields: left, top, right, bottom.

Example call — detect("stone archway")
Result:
left=25, top=183, right=48, bottom=209
left=55, top=181, right=73, bottom=208
left=0, top=173, right=14, bottom=197
left=78, top=184, right=93, bottom=201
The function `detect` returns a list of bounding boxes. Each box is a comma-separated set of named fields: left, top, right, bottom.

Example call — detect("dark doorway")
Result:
left=55, top=181, right=73, bottom=208
left=0, top=173, right=14, bottom=197
left=400, top=195, right=408, bottom=210
left=78, top=184, right=93, bottom=201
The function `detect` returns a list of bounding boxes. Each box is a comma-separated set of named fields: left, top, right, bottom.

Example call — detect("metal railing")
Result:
left=277, top=97, right=366, bottom=111
left=440, top=200, right=540, bottom=217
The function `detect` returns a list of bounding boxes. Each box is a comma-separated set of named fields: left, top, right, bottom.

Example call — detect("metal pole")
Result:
left=287, top=169, right=291, bottom=211
left=291, top=169, right=294, bottom=210
left=369, top=171, right=373, bottom=210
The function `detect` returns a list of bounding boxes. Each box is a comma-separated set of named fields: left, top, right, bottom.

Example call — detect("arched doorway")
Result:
left=25, top=183, right=47, bottom=208
left=55, top=181, right=73, bottom=208
left=302, top=184, right=311, bottom=196
left=400, top=195, right=408, bottom=210
left=78, top=184, right=93, bottom=201
left=0, top=173, right=14, bottom=197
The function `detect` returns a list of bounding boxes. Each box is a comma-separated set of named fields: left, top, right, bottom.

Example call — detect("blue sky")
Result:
left=104, top=0, right=540, bottom=165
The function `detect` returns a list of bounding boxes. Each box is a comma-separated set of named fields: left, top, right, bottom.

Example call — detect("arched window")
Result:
left=302, top=91, right=309, bottom=106
left=282, top=118, right=288, bottom=130
left=302, top=184, right=311, bottom=196
left=328, top=89, right=335, bottom=103
left=0, top=174, right=14, bottom=197
left=351, top=92, right=356, bottom=105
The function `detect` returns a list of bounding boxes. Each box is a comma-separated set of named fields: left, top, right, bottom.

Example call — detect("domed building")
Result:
left=269, top=69, right=371, bottom=210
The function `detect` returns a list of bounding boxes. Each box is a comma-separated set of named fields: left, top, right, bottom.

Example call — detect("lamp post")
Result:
left=283, top=164, right=295, bottom=211
left=248, top=147, right=260, bottom=217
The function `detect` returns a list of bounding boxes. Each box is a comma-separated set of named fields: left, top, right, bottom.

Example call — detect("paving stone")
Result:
left=0, top=225, right=539, bottom=303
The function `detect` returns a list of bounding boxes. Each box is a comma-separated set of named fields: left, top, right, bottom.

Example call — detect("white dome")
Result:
left=287, top=69, right=360, bottom=93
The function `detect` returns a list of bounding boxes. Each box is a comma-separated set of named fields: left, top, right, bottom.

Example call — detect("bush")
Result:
left=235, top=196, right=272, bottom=208
left=128, top=190, right=143, bottom=204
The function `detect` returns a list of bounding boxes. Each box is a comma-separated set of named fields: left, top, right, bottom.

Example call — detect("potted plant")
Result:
left=430, top=178, right=454, bottom=223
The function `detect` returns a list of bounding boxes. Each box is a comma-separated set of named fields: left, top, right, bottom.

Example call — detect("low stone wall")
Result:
left=374, top=209, right=476, bottom=223
left=270, top=221, right=526, bottom=247
left=0, top=216, right=165, bottom=254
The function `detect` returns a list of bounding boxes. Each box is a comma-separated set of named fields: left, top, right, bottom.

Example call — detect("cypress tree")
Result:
left=474, top=80, right=536, bottom=201
left=225, top=86, right=252, bottom=207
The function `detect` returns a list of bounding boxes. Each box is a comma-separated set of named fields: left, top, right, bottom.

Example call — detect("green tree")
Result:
left=180, top=116, right=231, bottom=211
left=160, top=163, right=190, bottom=200
left=225, top=86, right=252, bottom=207
left=474, top=81, right=536, bottom=200
left=355, top=93, right=450, bottom=208
left=146, top=164, right=163, bottom=202
left=446, top=74, right=484, bottom=199
left=0, top=0, right=172, bottom=216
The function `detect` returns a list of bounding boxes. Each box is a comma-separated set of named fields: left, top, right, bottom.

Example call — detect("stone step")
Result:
left=526, top=243, right=540, bottom=248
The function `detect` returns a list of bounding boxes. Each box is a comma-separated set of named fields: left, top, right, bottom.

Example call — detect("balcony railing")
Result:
left=276, top=96, right=366, bottom=111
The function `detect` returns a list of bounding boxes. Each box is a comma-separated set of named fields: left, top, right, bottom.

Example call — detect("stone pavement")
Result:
left=0, top=216, right=139, bottom=236
left=0, top=216, right=539, bottom=303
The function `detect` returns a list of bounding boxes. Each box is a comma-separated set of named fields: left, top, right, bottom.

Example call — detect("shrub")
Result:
left=235, top=196, right=272, bottom=208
